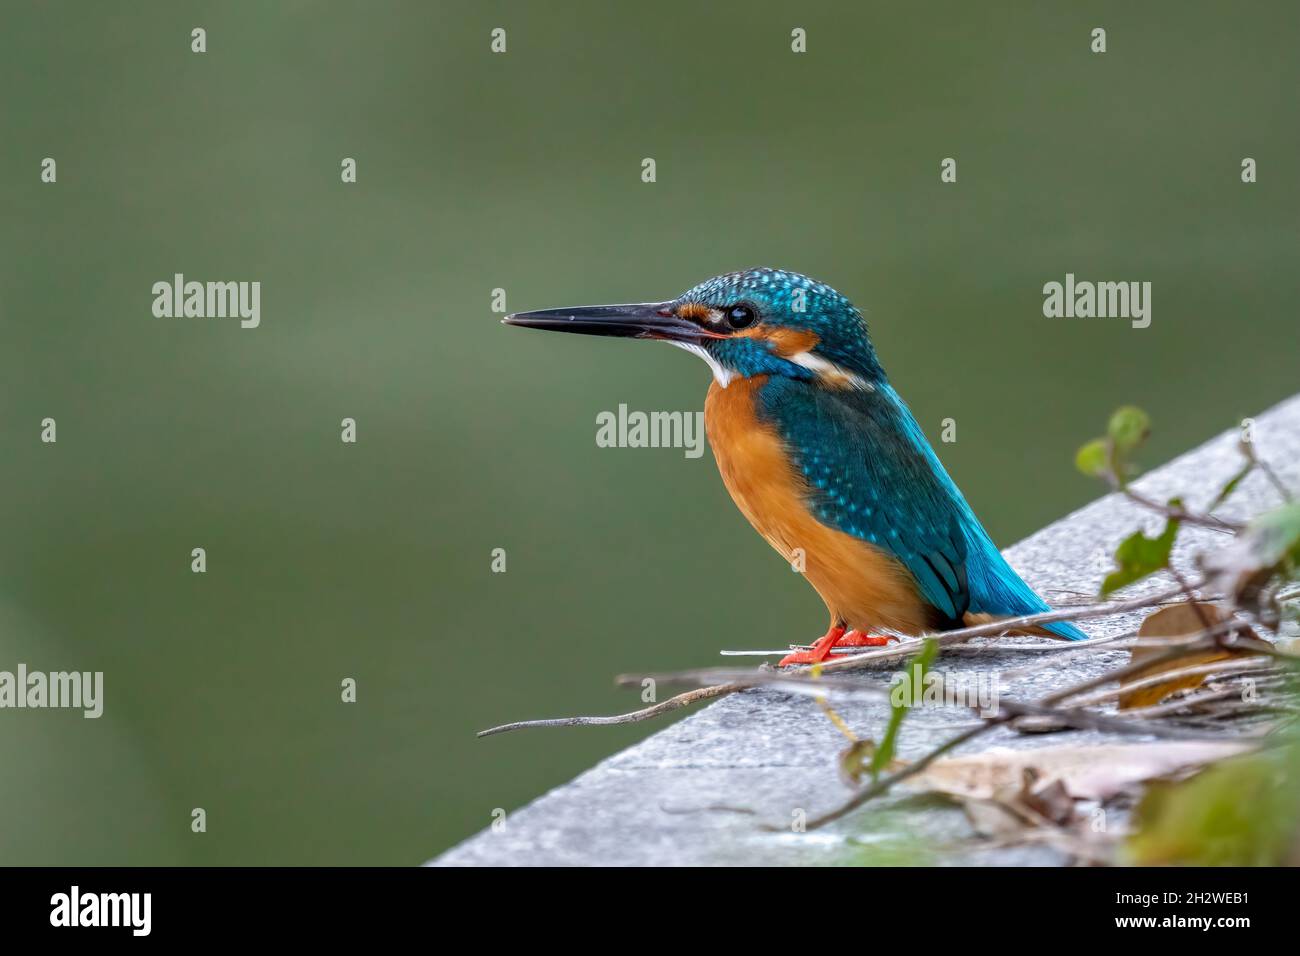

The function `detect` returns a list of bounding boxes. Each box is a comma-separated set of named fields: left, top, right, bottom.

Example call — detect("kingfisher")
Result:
left=505, top=268, right=1085, bottom=665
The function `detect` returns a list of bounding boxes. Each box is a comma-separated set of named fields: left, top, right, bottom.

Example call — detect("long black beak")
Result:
left=503, top=302, right=706, bottom=343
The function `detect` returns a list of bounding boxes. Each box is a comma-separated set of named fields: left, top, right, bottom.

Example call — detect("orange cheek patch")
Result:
left=736, top=326, right=819, bottom=357
left=677, top=303, right=713, bottom=321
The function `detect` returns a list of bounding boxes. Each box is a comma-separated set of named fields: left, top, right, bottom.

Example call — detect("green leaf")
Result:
left=1128, top=739, right=1300, bottom=866
left=871, top=638, right=939, bottom=779
left=1108, top=406, right=1151, bottom=453
left=1202, top=501, right=1300, bottom=603
left=1075, top=438, right=1109, bottom=478
left=838, top=739, right=877, bottom=787
left=1101, top=501, right=1182, bottom=596
left=1241, top=501, right=1300, bottom=566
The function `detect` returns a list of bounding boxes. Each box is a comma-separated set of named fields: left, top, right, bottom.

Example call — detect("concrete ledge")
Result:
left=433, top=395, right=1300, bottom=866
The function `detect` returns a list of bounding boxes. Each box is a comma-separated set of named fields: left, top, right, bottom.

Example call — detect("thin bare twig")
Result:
left=1104, top=474, right=1243, bottom=533
left=792, top=619, right=1278, bottom=829
left=1168, top=565, right=1215, bottom=632
left=803, top=579, right=1208, bottom=675
left=1123, top=687, right=1249, bottom=721
left=479, top=580, right=1214, bottom=737
left=1040, top=627, right=1237, bottom=707
left=796, top=691, right=1262, bottom=830
left=783, top=722, right=998, bottom=831
left=939, top=633, right=1131, bottom=655
left=1000, top=631, right=1141, bottom=679
left=476, top=683, right=741, bottom=737
left=1242, top=442, right=1294, bottom=502
left=1064, top=658, right=1275, bottom=710
left=994, top=698, right=1249, bottom=740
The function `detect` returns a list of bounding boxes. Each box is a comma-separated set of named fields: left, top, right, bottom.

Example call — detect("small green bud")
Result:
left=1076, top=438, right=1110, bottom=477
left=1108, top=406, right=1151, bottom=452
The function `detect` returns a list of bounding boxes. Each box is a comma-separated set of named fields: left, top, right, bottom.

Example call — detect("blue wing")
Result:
left=756, top=377, right=1085, bottom=639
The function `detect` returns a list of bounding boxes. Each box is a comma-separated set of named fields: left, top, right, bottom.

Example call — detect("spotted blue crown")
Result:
left=678, top=268, right=883, bottom=380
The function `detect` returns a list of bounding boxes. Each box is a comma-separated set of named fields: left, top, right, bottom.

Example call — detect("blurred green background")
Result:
left=1, top=1, right=1296, bottom=864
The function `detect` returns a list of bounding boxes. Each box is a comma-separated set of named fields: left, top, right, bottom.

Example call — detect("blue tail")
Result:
left=1040, top=619, right=1088, bottom=641
left=964, top=532, right=1088, bottom=640
left=887, top=392, right=1089, bottom=642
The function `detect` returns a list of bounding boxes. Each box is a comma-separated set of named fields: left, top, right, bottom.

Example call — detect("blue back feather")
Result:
left=756, top=377, right=1085, bottom=639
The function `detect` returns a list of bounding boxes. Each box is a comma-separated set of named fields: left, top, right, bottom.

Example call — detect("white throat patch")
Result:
left=669, top=341, right=734, bottom=388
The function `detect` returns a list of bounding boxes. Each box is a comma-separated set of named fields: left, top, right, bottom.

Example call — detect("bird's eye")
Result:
left=725, top=304, right=756, bottom=329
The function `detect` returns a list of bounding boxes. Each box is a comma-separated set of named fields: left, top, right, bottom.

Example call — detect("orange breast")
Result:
left=704, top=377, right=933, bottom=635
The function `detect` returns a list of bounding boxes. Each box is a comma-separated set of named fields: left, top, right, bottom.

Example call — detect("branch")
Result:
left=480, top=580, right=1214, bottom=737
left=1241, top=441, right=1294, bottom=502
left=476, top=683, right=741, bottom=737
left=1064, top=658, right=1275, bottom=710
left=811, top=579, right=1209, bottom=674
left=784, top=722, right=998, bottom=831
left=1107, top=478, right=1242, bottom=533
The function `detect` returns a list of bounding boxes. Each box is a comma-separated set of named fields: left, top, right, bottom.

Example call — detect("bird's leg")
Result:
left=778, top=624, right=895, bottom=667
left=778, top=623, right=845, bottom=667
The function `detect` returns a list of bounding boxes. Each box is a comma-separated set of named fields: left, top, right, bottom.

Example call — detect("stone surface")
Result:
left=433, top=395, right=1300, bottom=866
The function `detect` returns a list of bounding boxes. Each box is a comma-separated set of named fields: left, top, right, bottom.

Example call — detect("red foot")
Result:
left=837, top=631, right=894, bottom=647
left=778, top=627, right=895, bottom=666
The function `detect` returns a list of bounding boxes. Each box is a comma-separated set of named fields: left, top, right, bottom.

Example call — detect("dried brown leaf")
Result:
left=1119, top=602, right=1267, bottom=709
left=905, top=740, right=1252, bottom=803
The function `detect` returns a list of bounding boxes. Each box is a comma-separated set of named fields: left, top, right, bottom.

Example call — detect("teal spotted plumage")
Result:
left=758, top=376, right=971, bottom=625
left=757, top=374, right=1083, bottom=637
